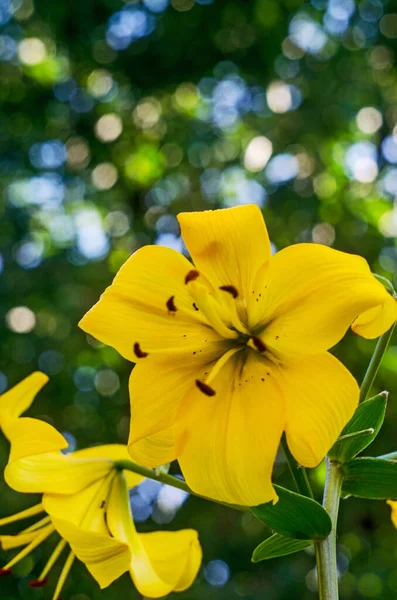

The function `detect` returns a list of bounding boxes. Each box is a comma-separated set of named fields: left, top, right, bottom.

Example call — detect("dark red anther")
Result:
left=133, top=342, right=148, bottom=358
left=219, top=285, right=238, bottom=298
left=29, top=578, right=49, bottom=588
left=195, top=380, right=216, bottom=397
left=166, top=296, right=177, bottom=312
left=185, top=270, right=199, bottom=284
left=0, top=568, right=12, bottom=576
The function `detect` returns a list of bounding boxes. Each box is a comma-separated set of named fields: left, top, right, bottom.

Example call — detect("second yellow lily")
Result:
left=0, top=374, right=202, bottom=599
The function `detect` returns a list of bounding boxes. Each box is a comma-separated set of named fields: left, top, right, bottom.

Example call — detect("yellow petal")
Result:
left=5, top=419, right=123, bottom=494
left=129, top=426, right=176, bottom=469
left=6, top=452, right=114, bottom=495
left=72, top=444, right=143, bottom=489
left=256, top=243, right=395, bottom=356
left=107, top=473, right=175, bottom=598
left=276, top=352, right=359, bottom=468
left=139, top=530, right=202, bottom=592
left=176, top=352, right=285, bottom=506
left=6, top=417, right=68, bottom=463
left=51, top=516, right=131, bottom=589
left=387, top=500, right=397, bottom=529
left=44, top=477, right=112, bottom=534
left=352, top=293, right=397, bottom=338
left=79, top=245, right=223, bottom=362
left=128, top=357, right=211, bottom=468
left=178, top=205, right=271, bottom=301
left=6, top=423, right=139, bottom=495
left=0, top=372, right=48, bottom=438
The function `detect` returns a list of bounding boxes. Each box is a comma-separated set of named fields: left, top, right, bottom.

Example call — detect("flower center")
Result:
left=182, top=270, right=277, bottom=396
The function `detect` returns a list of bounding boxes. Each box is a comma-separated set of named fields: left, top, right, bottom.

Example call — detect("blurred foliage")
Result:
left=2, top=0, right=397, bottom=598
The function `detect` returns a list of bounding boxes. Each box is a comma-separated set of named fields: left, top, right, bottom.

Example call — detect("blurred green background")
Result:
left=2, top=0, right=397, bottom=598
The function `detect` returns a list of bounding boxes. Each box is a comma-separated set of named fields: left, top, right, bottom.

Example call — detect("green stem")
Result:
left=315, top=460, right=344, bottom=600
left=114, top=459, right=248, bottom=512
left=281, top=434, right=314, bottom=499
left=360, top=325, right=395, bottom=402
left=314, top=323, right=394, bottom=599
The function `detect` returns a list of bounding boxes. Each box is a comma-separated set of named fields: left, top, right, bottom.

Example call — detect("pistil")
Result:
left=205, top=346, right=244, bottom=386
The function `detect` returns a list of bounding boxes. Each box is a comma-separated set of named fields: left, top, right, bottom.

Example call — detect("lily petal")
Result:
left=178, top=205, right=271, bottom=302
left=276, top=352, right=359, bottom=468
left=44, top=478, right=112, bottom=534
left=107, top=473, right=176, bottom=598
left=257, top=243, right=396, bottom=357
left=139, top=530, right=202, bottom=592
left=129, top=426, right=176, bottom=469
left=352, top=292, right=397, bottom=338
left=79, top=245, right=223, bottom=362
left=7, top=417, right=68, bottom=462
left=5, top=420, right=138, bottom=495
left=72, top=444, right=143, bottom=489
left=0, top=372, right=48, bottom=438
left=51, top=516, right=131, bottom=589
left=128, top=357, right=211, bottom=468
left=6, top=454, right=115, bottom=495
left=176, top=352, right=285, bottom=506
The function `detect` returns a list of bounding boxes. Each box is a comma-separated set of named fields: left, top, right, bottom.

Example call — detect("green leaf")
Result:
left=373, top=273, right=396, bottom=295
left=329, top=392, right=388, bottom=463
left=342, top=458, right=397, bottom=499
left=251, top=485, right=332, bottom=540
left=252, top=534, right=312, bottom=562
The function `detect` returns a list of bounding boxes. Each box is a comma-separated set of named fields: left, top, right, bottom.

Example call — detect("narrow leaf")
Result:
left=342, top=457, right=397, bottom=499
left=329, top=392, right=387, bottom=463
left=252, top=534, right=312, bottom=562
left=251, top=485, right=332, bottom=540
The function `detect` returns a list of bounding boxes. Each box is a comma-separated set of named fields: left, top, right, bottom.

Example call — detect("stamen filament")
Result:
left=3, top=524, right=54, bottom=570
left=52, top=551, right=75, bottom=600
left=38, top=538, right=67, bottom=582
left=0, top=503, right=44, bottom=527
left=21, top=515, right=51, bottom=534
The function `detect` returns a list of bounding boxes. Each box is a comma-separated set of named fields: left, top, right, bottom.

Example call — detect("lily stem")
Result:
left=280, top=434, right=314, bottom=499
left=315, top=459, right=344, bottom=600
left=360, top=325, right=395, bottom=402
left=314, top=323, right=395, bottom=599
left=114, top=459, right=249, bottom=512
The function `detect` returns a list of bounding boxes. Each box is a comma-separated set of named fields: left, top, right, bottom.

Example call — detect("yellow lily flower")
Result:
left=0, top=401, right=202, bottom=598
left=79, top=204, right=397, bottom=506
